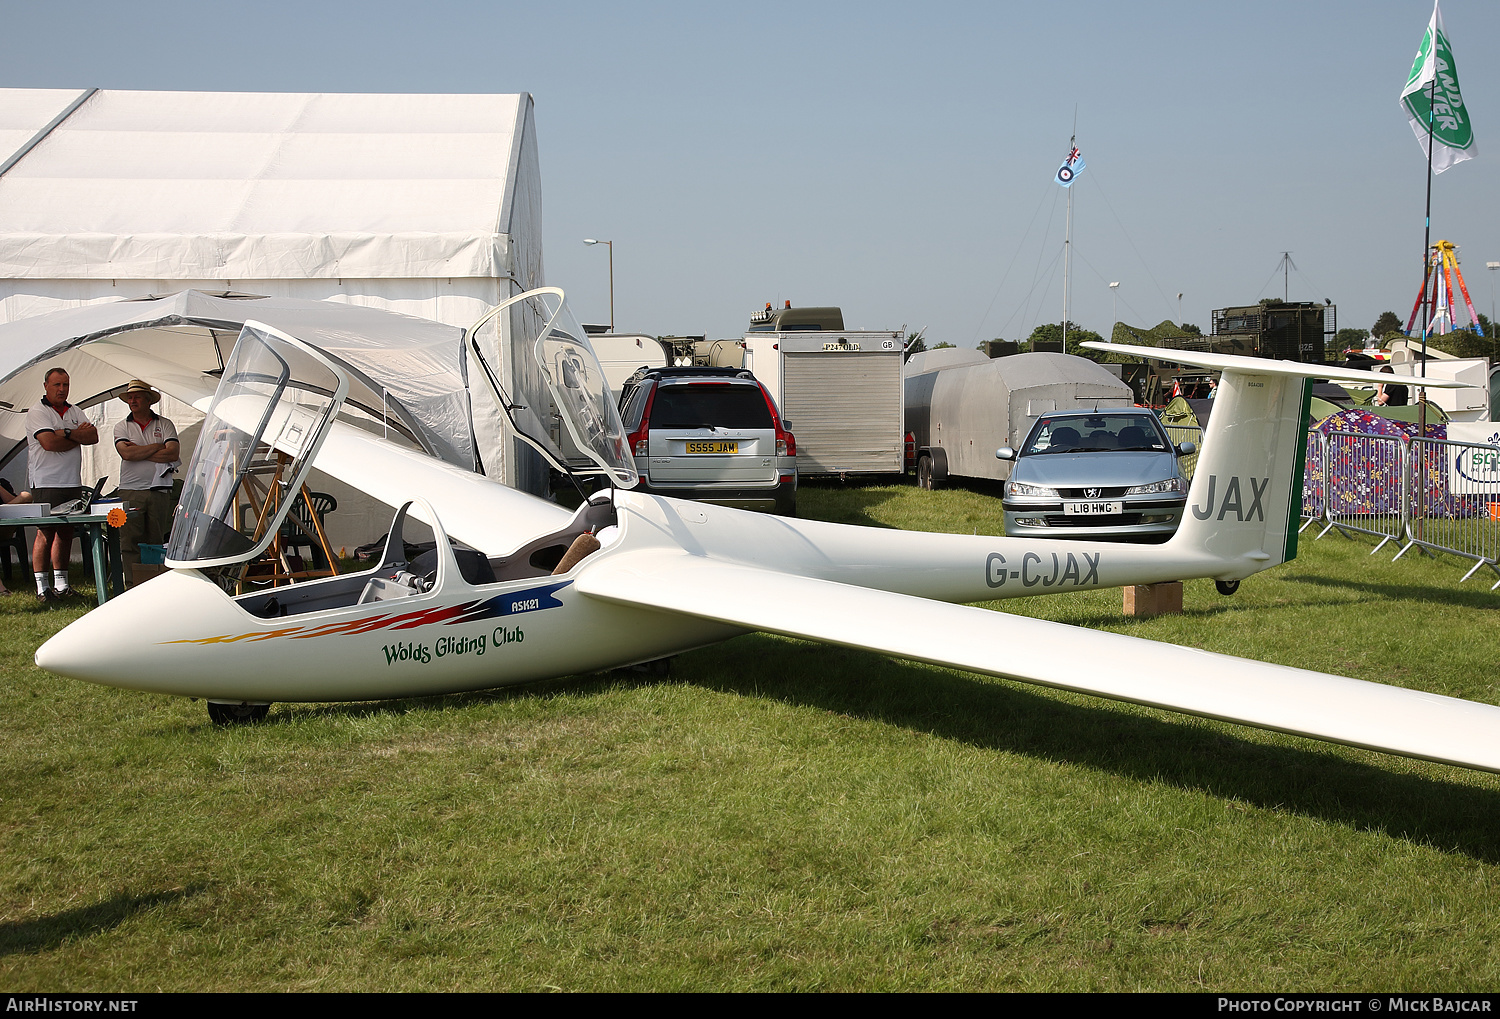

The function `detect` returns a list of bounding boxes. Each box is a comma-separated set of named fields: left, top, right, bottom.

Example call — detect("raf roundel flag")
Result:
left=1055, top=147, right=1085, bottom=188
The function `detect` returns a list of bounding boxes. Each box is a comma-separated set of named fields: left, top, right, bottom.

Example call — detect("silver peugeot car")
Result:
left=998, top=409, right=1194, bottom=542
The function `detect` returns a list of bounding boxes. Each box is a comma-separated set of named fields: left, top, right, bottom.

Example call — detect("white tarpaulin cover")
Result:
left=0, top=89, right=528, bottom=282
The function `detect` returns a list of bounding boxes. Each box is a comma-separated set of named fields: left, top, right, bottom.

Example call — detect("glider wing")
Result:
left=1081, top=341, right=1473, bottom=387
left=576, top=549, right=1500, bottom=773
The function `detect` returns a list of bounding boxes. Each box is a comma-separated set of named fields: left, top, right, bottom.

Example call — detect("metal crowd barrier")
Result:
left=1298, top=431, right=1323, bottom=532
left=1300, top=430, right=1500, bottom=590
left=1316, top=431, right=1407, bottom=553
left=1161, top=423, right=1203, bottom=447
left=1399, top=437, right=1500, bottom=587
left=1160, top=423, right=1203, bottom=481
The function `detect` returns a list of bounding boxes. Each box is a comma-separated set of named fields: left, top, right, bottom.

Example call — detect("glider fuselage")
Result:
left=36, top=485, right=1224, bottom=704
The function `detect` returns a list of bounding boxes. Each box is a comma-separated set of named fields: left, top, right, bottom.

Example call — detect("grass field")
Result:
left=3, top=480, right=1500, bottom=991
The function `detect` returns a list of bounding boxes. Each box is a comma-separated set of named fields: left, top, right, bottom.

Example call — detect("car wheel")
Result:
left=1215, top=580, right=1240, bottom=596
left=917, top=455, right=937, bottom=491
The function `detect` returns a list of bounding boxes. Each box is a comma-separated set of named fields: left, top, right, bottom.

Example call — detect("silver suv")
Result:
left=619, top=367, right=797, bottom=515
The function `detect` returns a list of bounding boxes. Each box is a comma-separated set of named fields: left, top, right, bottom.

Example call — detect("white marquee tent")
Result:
left=0, top=87, right=548, bottom=489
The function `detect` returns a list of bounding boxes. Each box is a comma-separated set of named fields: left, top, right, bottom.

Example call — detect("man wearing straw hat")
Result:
left=114, top=380, right=180, bottom=581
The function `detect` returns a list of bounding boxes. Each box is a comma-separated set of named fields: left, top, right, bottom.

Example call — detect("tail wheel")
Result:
left=208, top=701, right=271, bottom=725
left=1215, top=580, right=1240, bottom=596
left=917, top=455, right=937, bottom=491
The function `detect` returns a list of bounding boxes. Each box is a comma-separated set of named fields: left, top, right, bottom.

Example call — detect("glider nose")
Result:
left=35, top=569, right=224, bottom=691
left=35, top=587, right=139, bottom=683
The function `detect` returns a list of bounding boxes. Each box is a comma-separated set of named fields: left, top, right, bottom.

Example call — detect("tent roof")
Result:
left=0, top=291, right=474, bottom=470
left=0, top=88, right=530, bottom=280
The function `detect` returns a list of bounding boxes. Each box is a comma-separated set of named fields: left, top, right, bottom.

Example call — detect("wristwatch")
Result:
left=63, top=428, right=72, bottom=440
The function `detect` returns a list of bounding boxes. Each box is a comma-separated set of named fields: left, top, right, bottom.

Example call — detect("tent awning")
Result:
left=0, top=291, right=475, bottom=470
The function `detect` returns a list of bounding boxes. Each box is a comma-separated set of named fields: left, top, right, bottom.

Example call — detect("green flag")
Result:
left=1401, top=0, right=1475, bottom=173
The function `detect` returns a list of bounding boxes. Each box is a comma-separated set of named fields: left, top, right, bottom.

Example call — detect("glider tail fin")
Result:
left=1166, top=369, right=1313, bottom=576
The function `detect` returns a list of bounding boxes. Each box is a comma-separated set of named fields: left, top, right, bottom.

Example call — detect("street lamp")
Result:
left=1487, top=262, right=1499, bottom=342
left=1109, top=282, right=1120, bottom=340
left=583, top=238, right=614, bottom=333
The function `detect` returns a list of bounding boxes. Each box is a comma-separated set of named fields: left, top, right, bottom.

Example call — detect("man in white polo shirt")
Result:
left=113, top=380, right=180, bottom=580
left=26, top=367, right=99, bottom=603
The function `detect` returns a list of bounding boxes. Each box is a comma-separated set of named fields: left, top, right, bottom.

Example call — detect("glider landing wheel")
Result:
left=917, top=455, right=937, bottom=491
left=1215, top=580, right=1241, bottom=596
left=623, top=657, right=673, bottom=678
left=207, top=701, right=271, bottom=726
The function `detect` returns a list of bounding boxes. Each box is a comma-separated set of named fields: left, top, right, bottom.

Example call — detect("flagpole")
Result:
left=1419, top=77, right=1434, bottom=441
left=1063, top=161, right=1072, bottom=350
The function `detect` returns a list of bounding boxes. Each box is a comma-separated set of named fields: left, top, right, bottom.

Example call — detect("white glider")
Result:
left=34, top=290, right=1497, bottom=774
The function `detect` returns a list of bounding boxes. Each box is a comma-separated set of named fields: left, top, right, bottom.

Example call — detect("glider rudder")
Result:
left=1164, top=369, right=1311, bottom=575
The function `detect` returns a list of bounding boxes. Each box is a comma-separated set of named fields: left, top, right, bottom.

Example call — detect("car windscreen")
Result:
left=1024, top=414, right=1169, bottom=455
left=649, top=384, right=773, bottom=430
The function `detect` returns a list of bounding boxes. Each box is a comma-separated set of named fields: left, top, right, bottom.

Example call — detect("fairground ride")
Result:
left=1405, top=239, right=1483, bottom=338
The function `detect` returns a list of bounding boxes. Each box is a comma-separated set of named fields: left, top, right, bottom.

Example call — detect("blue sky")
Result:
left=3, top=0, right=1496, bottom=345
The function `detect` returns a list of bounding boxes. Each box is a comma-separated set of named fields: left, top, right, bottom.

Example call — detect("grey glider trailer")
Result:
left=905, top=350, right=1134, bottom=488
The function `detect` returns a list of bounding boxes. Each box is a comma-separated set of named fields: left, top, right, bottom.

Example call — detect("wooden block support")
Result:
left=1123, top=582, right=1183, bottom=618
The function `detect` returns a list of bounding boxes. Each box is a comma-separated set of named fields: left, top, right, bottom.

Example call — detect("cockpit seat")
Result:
left=410, top=546, right=497, bottom=588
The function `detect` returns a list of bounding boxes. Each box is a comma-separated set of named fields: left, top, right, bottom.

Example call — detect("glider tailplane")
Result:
left=1167, top=369, right=1312, bottom=577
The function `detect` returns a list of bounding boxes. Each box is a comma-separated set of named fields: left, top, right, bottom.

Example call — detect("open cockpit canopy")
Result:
left=165, top=323, right=348, bottom=568
left=467, top=287, right=637, bottom=489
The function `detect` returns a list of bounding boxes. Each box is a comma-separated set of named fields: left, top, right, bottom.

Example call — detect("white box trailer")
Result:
left=743, top=329, right=906, bottom=476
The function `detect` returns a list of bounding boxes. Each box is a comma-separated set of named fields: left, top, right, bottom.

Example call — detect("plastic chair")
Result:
left=280, top=491, right=338, bottom=569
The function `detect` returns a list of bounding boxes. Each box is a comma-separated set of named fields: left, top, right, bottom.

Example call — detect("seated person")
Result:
left=1048, top=426, right=1080, bottom=450
left=0, top=478, right=35, bottom=597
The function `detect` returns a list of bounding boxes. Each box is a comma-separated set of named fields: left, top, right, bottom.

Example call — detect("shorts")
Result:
left=33, top=487, right=82, bottom=527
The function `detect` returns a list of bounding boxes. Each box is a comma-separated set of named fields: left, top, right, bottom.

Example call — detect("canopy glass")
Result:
left=165, top=323, right=348, bottom=567
left=468, top=287, right=637, bottom=489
